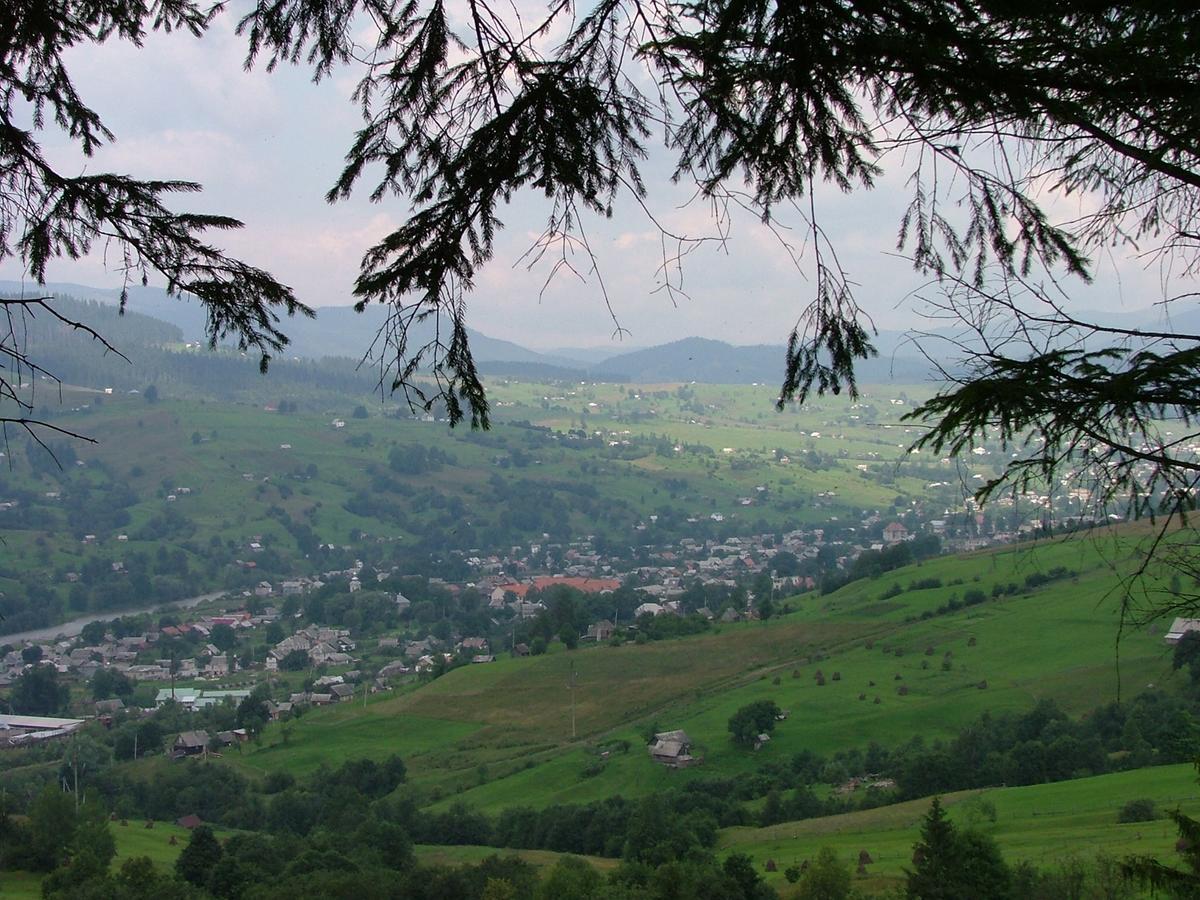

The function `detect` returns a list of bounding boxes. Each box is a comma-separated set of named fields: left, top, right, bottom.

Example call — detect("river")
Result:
left=0, top=590, right=229, bottom=645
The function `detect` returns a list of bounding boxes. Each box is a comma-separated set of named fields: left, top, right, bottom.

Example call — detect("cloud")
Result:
left=8, top=8, right=1192, bottom=354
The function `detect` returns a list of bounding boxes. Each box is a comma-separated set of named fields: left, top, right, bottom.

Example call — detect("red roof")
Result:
left=496, top=576, right=622, bottom=598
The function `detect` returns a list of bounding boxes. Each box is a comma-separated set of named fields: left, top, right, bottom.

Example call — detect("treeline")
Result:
left=819, top=534, right=942, bottom=594
left=12, top=293, right=381, bottom=404
left=1, top=745, right=778, bottom=900
left=2, top=780, right=1151, bottom=900
left=885, top=692, right=1199, bottom=800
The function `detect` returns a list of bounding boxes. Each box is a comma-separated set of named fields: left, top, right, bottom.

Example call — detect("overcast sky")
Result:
left=1, top=8, right=1184, bottom=352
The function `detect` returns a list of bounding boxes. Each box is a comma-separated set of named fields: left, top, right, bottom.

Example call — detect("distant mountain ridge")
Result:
left=11, top=279, right=1182, bottom=387
left=0, top=280, right=938, bottom=385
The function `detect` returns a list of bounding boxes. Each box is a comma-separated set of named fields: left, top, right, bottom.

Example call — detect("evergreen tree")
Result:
left=23, top=785, right=77, bottom=872
left=907, top=798, right=1011, bottom=899
left=175, top=824, right=223, bottom=888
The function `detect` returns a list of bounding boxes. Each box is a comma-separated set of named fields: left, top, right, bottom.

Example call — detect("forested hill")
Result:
left=11, top=294, right=183, bottom=347
left=588, top=336, right=933, bottom=384
left=3, top=281, right=942, bottom=385
left=0, top=281, right=585, bottom=369
left=0, top=292, right=381, bottom=406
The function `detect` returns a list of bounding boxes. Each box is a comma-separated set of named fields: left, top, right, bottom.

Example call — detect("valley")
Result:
left=0, top=300, right=1196, bottom=898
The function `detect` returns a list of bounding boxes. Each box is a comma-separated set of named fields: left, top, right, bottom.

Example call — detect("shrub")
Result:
left=1118, top=799, right=1159, bottom=823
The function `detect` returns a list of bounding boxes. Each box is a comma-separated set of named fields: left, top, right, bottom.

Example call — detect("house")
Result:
left=1166, top=617, right=1200, bottom=643
left=330, top=683, right=356, bottom=702
left=883, top=522, right=909, bottom=544
left=586, top=620, right=615, bottom=642
left=378, top=660, right=412, bottom=681
left=171, top=731, right=212, bottom=759
left=648, top=730, right=699, bottom=768
left=94, top=699, right=124, bottom=716
left=265, top=701, right=293, bottom=720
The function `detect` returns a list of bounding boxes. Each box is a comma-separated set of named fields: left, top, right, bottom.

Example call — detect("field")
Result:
left=0, top=379, right=965, bottom=631
left=722, top=763, right=1200, bottom=895
left=4, top=764, right=1191, bottom=899
left=0, top=820, right=233, bottom=899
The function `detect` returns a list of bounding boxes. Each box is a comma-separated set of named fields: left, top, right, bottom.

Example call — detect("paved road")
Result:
left=0, top=591, right=228, bottom=645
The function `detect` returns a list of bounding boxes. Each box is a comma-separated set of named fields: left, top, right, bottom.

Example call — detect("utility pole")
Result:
left=567, top=660, right=577, bottom=739
left=71, top=743, right=80, bottom=813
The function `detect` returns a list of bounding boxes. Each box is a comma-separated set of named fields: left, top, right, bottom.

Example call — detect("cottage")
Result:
left=171, top=731, right=212, bottom=759
left=378, top=660, right=412, bottom=681
left=1166, top=617, right=1200, bottom=644
left=648, top=730, right=700, bottom=768
left=94, top=698, right=125, bottom=716
left=586, top=620, right=615, bottom=642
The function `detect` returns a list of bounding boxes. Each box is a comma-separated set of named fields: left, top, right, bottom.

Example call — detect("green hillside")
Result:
left=0, top=378, right=966, bottom=632
left=213, top=529, right=1180, bottom=817
left=721, top=763, right=1200, bottom=895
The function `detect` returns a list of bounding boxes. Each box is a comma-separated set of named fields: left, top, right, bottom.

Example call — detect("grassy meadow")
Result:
left=721, top=763, right=1200, bottom=895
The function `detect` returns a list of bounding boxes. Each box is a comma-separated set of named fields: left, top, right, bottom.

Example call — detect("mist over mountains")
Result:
left=11, top=279, right=1181, bottom=388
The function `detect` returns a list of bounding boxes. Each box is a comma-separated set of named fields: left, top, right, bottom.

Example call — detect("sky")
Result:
left=1, top=6, right=1185, bottom=353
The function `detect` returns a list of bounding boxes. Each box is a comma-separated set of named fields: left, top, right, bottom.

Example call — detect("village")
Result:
left=0, top=503, right=1063, bottom=758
